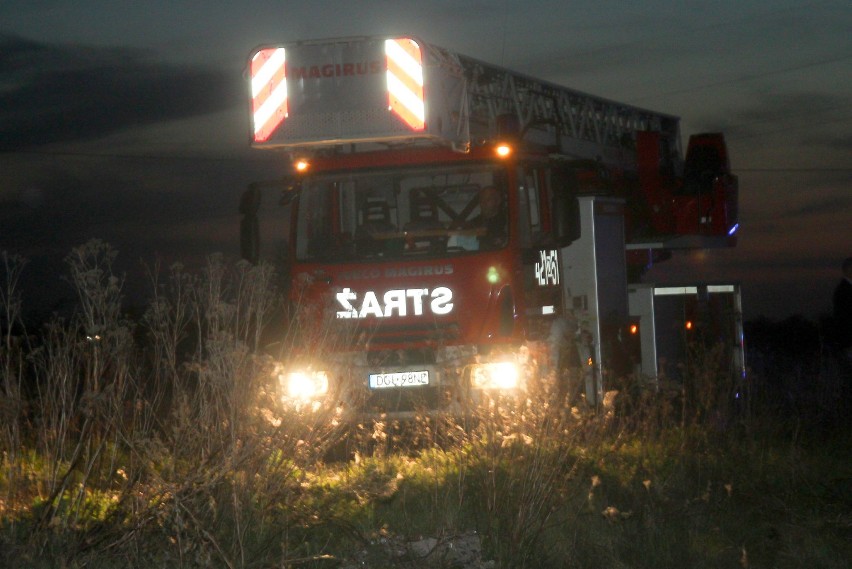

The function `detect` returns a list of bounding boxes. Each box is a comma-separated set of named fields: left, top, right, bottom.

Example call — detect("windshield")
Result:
left=295, top=164, right=508, bottom=262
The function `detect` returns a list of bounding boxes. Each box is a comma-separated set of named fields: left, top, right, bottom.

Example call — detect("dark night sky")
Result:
left=1, top=1, right=850, bottom=321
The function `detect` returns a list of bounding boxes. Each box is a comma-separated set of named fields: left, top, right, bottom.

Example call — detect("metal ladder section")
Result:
left=428, top=43, right=683, bottom=168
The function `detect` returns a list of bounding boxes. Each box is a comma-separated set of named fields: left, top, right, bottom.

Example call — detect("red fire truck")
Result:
left=243, top=36, right=743, bottom=418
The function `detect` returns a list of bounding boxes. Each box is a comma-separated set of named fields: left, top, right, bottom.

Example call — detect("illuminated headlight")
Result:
left=280, top=370, right=329, bottom=401
left=471, top=361, right=520, bottom=390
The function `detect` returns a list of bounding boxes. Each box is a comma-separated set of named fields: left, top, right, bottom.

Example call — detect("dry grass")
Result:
left=1, top=241, right=850, bottom=568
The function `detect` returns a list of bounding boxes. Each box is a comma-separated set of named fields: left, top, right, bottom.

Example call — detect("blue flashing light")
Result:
left=727, top=223, right=740, bottom=236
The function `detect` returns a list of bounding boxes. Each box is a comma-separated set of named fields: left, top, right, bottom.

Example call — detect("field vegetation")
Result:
left=1, top=242, right=850, bottom=568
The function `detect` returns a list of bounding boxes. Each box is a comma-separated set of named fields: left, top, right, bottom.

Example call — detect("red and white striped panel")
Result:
left=385, top=38, right=425, bottom=131
left=251, top=48, right=288, bottom=143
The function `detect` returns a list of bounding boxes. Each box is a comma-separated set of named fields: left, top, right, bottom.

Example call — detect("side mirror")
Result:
left=553, top=194, right=580, bottom=248
left=240, top=183, right=262, bottom=216
left=280, top=177, right=301, bottom=205
left=548, top=165, right=581, bottom=248
left=240, top=177, right=300, bottom=263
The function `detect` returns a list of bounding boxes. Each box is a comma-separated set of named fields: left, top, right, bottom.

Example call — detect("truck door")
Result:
left=518, top=165, right=563, bottom=340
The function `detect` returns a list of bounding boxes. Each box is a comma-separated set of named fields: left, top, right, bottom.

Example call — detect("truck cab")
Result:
left=275, top=145, right=579, bottom=419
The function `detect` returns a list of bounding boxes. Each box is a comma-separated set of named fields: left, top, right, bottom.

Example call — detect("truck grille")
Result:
left=352, top=321, right=460, bottom=349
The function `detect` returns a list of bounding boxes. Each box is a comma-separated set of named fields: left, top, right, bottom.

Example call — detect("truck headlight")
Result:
left=471, top=361, right=520, bottom=390
left=280, top=370, right=329, bottom=401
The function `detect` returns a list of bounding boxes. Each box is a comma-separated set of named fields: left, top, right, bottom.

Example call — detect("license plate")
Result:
left=369, top=370, right=430, bottom=389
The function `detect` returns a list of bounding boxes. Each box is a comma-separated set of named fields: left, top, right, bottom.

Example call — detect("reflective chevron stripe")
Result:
left=251, top=48, right=287, bottom=142
left=385, top=38, right=425, bottom=131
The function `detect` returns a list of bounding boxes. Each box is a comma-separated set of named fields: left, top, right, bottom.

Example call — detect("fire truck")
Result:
left=242, top=36, right=744, bottom=418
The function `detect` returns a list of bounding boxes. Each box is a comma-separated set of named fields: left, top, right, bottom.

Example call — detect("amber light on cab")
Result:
left=495, top=143, right=513, bottom=158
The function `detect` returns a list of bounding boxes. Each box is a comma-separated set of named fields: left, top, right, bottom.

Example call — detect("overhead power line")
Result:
left=0, top=147, right=275, bottom=164
left=525, top=1, right=835, bottom=71
left=628, top=54, right=852, bottom=103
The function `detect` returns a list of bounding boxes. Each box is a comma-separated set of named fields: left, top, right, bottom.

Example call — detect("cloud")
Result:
left=802, top=131, right=852, bottom=152
left=784, top=195, right=852, bottom=217
left=698, top=91, right=847, bottom=142
left=0, top=34, right=243, bottom=149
